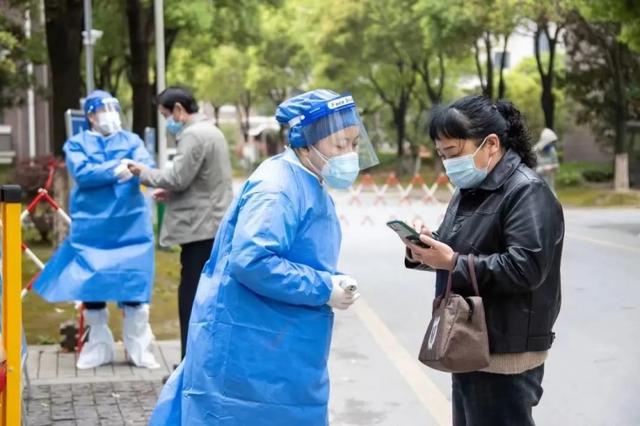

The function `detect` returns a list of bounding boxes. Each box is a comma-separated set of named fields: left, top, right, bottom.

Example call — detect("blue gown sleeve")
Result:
left=64, top=139, right=119, bottom=189
left=228, top=191, right=333, bottom=307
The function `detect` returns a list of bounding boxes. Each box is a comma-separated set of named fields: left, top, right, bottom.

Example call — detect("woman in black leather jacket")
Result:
left=404, top=96, right=564, bottom=426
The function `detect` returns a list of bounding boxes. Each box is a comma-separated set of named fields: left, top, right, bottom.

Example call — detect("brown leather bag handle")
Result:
left=443, top=253, right=459, bottom=302
left=467, top=254, right=480, bottom=296
left=444, top=253, right=480, bottom=301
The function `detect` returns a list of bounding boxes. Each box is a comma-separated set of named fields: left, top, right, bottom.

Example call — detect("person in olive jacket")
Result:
left=403, top=96, right=564, bottom=426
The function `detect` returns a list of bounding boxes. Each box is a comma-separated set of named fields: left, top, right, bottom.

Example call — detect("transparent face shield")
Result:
left=299, top=104, right=379, bottom=170
left=92, top=98, right=123, bottom=135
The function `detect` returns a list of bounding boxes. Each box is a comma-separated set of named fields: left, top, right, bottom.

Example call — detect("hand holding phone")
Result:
left=386, top=220, right=431, bottom=248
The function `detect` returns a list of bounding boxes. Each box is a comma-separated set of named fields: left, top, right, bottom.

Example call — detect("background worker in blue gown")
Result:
left=33, top=90, right=159, bottom=370
left=149, top=89, right=379, bottom=425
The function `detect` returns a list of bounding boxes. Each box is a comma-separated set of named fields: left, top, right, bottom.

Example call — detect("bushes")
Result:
left=556, top=170, right=585, bottom=187
left=582, top=168, right=614, bottom=182
left=556, top=162, right=614, bottom=187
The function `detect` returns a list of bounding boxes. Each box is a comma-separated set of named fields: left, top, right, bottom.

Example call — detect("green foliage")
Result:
left=29, top=0, right=640, bottom=166
left=556, top=169, right=585, bottom=187
left=92, top=1, right=128, bottom=99
left=203, top=46, right=249, bottom=107
left=504, top=54, right=570, bottom=137
left=560, top=161, right=614, bottom=182
left=582, top=168, right=614, bottom=182
left=571, top=0, right=640, bottom=53
left=0, top=4, right=46, bottom=109
left=564, top=9, right=640, bottom=153
left=245, top=2, right=311, bottom=107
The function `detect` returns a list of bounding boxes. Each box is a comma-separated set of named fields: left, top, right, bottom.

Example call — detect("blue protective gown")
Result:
left=33, top=130, right=156, bottom=303
left=150, top=148, right=340, bottom=425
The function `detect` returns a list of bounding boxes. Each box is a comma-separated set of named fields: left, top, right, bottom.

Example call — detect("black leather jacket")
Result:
left=407, top=149, right=564, bottom=353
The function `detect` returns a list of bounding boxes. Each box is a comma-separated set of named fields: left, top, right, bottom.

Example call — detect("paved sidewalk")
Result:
left=24, top=341, right=180, bottom=425
left=26, top=380, right=162, bottom=426
left=26, top=341, right=180, bottom=386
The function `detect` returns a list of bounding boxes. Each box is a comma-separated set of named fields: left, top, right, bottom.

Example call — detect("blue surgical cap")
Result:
left=276, top=89, right=361, bottom=148
left=84, top=90, right=118, bottom=116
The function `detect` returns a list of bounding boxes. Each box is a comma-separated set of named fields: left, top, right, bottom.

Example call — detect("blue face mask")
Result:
left=442, top=137, right=492, bottom=189
left=311, top=146, right=360, bottom=189
left=166, top=116, right=184, bottom=135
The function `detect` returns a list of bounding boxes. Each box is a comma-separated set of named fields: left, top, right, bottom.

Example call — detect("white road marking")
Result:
left=352, top=299, right=452, bottom=426
left=567, top=233, right=640, bottom=254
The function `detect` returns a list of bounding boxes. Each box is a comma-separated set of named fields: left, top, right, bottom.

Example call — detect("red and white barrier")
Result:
left=21, top=189, right=71, bottom=225
left=335, top=172, right=456, bottom=227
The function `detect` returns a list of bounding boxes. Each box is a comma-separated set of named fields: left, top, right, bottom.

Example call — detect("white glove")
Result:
left=114, top=160, right=133, bottom=182
left=328, top=275, right=361, bottom=310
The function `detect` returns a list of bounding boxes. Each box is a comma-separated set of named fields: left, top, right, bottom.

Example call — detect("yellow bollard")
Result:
left=1, top=185, right=22, bottom=426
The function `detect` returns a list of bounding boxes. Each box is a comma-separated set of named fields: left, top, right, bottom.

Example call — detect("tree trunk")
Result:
left=614, top=153, right=630, bottom=192
left=418, top=51, right=445, bottom=105
left=535, top=24, right=560, bottom=130
left=612, top=41, right=629, bottom=191
left=165, top=27, right=180, bottom=67
left=541, top=83, right=555, bottom=130
left=484, top=33, right=494, bottom=100
left=473, top=41, right=486, bottom=96
left=497, top=35, right=509, bottom=99
left=125, top=0, right=151, bottom=138
left=213, top=106, right=220, bottom=127
left=243, top=92, right=251, bottom=143
left=44, top=0, right=84, bottom=155
left=237, top=92, right=252, bottom=143
left=272, top=125, right=286, bottom=156
left=394, top=107, right=407, bottom=175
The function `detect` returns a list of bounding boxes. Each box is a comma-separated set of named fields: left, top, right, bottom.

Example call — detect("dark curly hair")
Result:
left=428, top=95, right=536, bottom=168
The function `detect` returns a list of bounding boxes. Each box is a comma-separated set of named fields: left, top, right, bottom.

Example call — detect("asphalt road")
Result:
left=327, top=191, right=640, bottom=426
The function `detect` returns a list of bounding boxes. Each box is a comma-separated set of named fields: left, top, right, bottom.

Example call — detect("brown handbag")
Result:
left=418, top=254, right=490, bottom=373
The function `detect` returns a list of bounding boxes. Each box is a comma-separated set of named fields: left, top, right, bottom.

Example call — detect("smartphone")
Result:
left=386, top=220, right=431, bottom=248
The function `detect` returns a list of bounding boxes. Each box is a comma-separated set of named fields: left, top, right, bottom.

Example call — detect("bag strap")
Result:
left=443, top=253, right=459, bottom=302
left=467, top=254, right=480, bottom=296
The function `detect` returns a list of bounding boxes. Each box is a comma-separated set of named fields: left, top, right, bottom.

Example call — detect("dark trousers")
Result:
left=83, top=302, right=140, bottom=310
left=452, top=364, right=545, bottom=426
left=179, top=238, right=214, bottom=359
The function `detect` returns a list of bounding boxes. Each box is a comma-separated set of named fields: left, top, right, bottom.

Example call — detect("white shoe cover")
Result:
left=123, top=304, right=160, bottom=369
left=76, top=308, right=115, bottom=369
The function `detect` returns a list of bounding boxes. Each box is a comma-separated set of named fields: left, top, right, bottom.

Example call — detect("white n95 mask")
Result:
left=96, top=111, right=122, bottom=135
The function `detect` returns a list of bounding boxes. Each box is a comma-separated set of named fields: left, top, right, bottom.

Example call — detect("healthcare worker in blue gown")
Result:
left=33, top=90, right=160, bottom=370
left=149, top=89, right=379, bottom=425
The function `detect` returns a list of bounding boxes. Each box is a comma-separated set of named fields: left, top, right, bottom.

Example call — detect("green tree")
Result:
left=169, top=45, right=249, bottom=128
left=245, top=1, right=311, bottom=149
left=461, top=0, right=523, bottom=100
left=43, top=0, right=84, bottom=155
left=414, top=0, right=473, bottom=107
left=564, top=8, right=640, bottom=190
left=573, top=0, right=640, bottom=53
left=524, top=0, right=569, bottom=130
left=313, top=0, right=426, bottom=173
left=504, top=55, right=569, bottom=139
left=201, top=46, right=251, bottom=138
left=0, top=3, right=41, bottom=110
